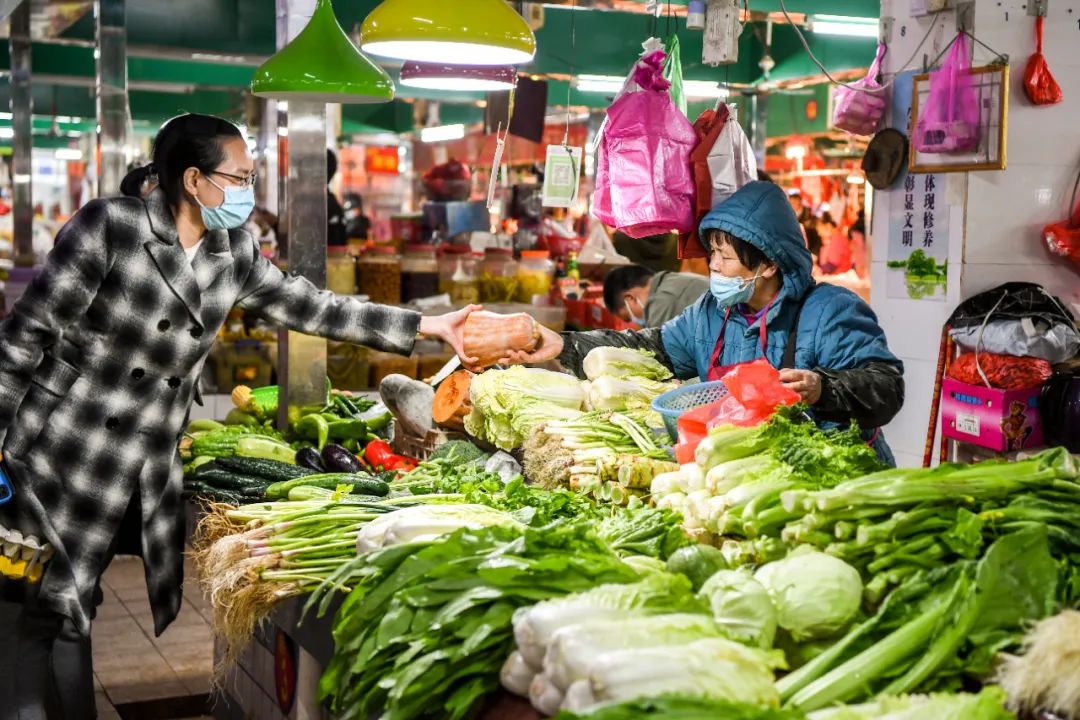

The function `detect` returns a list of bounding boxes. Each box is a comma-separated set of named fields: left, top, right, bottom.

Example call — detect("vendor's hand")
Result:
left=499, top=324, right=564, bottom=365
left=420, top=305, right=482, bottom=370
left=779, top=368, right=823, bottom=405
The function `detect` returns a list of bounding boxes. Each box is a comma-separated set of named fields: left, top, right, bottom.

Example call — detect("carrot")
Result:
left=462, top=311, right=540, bottom=368
left=433, top=370, right=473, bottom=431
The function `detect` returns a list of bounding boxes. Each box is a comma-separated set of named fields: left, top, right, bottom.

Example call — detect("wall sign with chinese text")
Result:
left=887, top=172, right=949, bottom=301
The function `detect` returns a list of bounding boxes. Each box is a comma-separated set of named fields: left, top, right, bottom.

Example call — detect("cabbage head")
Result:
left=698, top=569, right=778, bottom=649
left=753, top=549, right=863, bottom=642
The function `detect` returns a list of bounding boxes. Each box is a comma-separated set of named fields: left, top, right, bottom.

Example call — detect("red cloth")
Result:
left=680, top=105, right=731, bottom=259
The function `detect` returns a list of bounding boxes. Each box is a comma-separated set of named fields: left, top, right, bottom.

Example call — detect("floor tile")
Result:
left=105, top=679, right=189, bottom=706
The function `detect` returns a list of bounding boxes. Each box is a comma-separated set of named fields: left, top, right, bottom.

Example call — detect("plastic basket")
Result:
left=651, top=381, right=730, bottom=439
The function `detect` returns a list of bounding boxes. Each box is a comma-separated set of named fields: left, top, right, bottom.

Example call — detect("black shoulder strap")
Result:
left=781, top=285, right=817, bottom=370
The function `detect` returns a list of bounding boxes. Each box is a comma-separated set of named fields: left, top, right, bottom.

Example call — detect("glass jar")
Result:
left=358, top=246, right=401, bottom=305
left=400, top=244, right=440, bottom=303
left=479, top=247, right=519, bottom=303
left=449, top=253, right=480, bottom=305
left=517, top=250, right=555, bottom=302
left=438, top=244, right=471, bottom=295
left=327, top=246, right=357, bottom=296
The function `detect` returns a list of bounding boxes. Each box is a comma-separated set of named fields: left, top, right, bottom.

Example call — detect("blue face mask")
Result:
left=625, top=298, right=647, bottom=326
left=197, top=175, right=255, bottom=231
left=710, top=272, right=759, bottom=309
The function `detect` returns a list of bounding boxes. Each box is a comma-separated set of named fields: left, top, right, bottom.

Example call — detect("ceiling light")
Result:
left=55, top=148, right=83, bottom=161
left=400, top=62, right=516, bottom=92
left=683, top=80, right=729, bottom=99
left=0, top=128, right=14, bottom=139
left=847, top=172, right=865, bottom=185
left=360, top=0, right=536, bottom=66
left=809, top=15, right=879, bottom=38
left=420, top=123, right=466, bottom=143
left=251, top=0, right=394, bottom=103
left=575, top=74, right=625, bottom=94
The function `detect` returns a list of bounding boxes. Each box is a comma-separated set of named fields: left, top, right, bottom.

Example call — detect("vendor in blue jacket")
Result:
left=506, top=182, right=904, bottom=464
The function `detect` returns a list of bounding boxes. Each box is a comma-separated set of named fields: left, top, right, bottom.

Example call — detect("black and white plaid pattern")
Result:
left=0, top=188, right=420, bottom=636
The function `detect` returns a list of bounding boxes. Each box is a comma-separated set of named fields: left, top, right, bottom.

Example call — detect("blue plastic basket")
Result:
left=651, top=381, right=730, bottom=440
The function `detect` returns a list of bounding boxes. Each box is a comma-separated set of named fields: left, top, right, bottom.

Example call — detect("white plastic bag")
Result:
left=950, top=319, right=1080, bottom=365
left=707, top=108, right=758, bottom=207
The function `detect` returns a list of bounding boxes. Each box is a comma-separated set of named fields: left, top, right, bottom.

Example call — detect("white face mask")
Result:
left=625, top=297, right=647, bottom=326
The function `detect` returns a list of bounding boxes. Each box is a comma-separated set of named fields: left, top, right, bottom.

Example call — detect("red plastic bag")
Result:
left=1023, top=17, right=1063, bottom=106
left=593, top=48, right=697, bottom=239
left=947, top=352, right=1053, bottom=390
left=833, top=44, right=888, bottom=136
left=710, top=360, right=801, bottom=428
left=914, top=33, right=980, bottom=154
left=1043, top=193, right=1080, bottom=269
left=674, top=400, right=723, bottom=463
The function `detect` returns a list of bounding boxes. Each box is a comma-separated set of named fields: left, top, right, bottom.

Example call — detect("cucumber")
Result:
left=197, top=468, right=268, bottom=492
left=265, top=473, right=389, bottom=500
left=215, top=456, right=314, bottom=482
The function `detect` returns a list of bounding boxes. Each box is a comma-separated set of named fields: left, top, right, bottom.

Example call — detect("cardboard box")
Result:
left=941, top=378, right=1045, bottom=453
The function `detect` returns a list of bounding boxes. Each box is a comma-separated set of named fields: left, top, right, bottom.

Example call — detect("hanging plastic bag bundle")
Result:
left=913, top=33, right=981, bottom=154
left=1043, top=188, right=1080, bottom=273
left=832, top=44, right=888, bottom=136
left=592, top=44, right=697, bottom=239
left=1023, top=16, right=1063, bottom=106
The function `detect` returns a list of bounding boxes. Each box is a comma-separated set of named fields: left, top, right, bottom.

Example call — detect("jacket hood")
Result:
left=698, top=181, right=814, bottom=317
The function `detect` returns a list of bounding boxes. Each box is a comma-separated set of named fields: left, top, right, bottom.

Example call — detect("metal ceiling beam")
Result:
left=95, top=0, right=127, bottom=197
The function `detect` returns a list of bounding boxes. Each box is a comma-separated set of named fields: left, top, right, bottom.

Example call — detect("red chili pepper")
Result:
left=363, top=440, right=416, bottom=472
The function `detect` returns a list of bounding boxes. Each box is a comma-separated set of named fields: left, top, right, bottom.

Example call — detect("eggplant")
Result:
left=296, top=447, right=326, bottom=473
left=322, top=443, right=364, bottom=474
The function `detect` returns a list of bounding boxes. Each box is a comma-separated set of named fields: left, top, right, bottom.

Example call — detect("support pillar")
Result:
left=747, top=91, right=768, bottom=169
left=95, top=0, right=128, bottom=197
left=9, top=0, right=32, bottom=266
left=275, top=0, right=329, bottom=426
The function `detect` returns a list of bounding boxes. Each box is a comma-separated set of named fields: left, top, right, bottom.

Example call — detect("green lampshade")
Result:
left=360, top=0, right=536, bottom=66
left=252, top=0, right=395, bottom=103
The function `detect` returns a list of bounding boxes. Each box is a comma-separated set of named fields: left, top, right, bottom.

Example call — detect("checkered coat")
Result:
left=0, top=189, right=420, bottom=636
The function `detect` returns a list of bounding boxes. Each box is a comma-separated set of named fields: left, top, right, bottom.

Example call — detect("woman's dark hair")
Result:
left=327, top=148, right=338, bottom=183
left=603, top=264, right=655, bottom=313
left=818, top=212, right=838, bottom=228
left=120, top=113, right=243, bottom=205
left=120, top=164, right=153, bottom=198
left=706, top=229, right=772, bottom=271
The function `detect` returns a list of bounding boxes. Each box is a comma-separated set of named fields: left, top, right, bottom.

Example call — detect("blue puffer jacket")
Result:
left=660, top=182, right=904, bottom=462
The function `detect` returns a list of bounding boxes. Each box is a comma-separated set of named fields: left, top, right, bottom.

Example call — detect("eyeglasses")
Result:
left=211, top=170, right=257, bottom=189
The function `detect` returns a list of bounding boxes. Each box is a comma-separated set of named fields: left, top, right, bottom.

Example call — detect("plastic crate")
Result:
left=651, top=381, right=730, bottom=439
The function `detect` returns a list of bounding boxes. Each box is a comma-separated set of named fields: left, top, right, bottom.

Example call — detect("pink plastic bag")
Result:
left=914, top=33, right=980, bottom=154
left=833, top=44, right=888, bottom=136
left=593, top=49, right=697, bottom=238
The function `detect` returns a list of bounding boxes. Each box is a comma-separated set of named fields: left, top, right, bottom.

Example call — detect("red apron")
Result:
left=707, top=308, right=769, bottom=381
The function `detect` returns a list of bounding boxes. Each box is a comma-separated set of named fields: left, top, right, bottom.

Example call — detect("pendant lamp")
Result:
left=251, top=0, right=394, bottom=103
left=360, top=0, right=536, bottom=66
left=399, top=62, right=516, bottom=91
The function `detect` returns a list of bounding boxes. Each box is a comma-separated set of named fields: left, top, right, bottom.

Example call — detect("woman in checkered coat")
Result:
left=0, top=114, right=478, bottom=718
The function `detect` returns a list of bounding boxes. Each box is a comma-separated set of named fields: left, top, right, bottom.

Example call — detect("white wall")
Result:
left=872, top=0, right=1080, bottom=467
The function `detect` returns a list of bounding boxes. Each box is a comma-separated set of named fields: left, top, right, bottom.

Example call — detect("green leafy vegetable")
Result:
left=754, top=549, right=863, bottom=642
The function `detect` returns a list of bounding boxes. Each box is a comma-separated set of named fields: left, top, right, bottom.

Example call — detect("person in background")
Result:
left=611, top=230, right=681, bottom=273
left=787, top=188, right=821, bottom=259
left=327, top=148, right=346, bottom=247
left=817, top=212, right=853, bottom=275
left=343, top=192, right=372, bottom=243
left=756, top=169, right=773, bottom=183
left=604, top=264, right=710, bottom=328
left=501, top=182, right=904, bottom=465
left=849, top=212, right=868, bottom=279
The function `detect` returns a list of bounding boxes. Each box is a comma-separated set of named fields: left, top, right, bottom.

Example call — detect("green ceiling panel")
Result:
left=765, top=84, right=831, bottom=137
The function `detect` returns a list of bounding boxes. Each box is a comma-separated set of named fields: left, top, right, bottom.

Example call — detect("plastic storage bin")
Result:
left=401, top=244, right=440, bottom=303
left=479, top=247, right=519, bottom=302
left=358, top=246, right=401, bottom=305
left=327, top=246, right=357, bottom=295
left=517, top=250, right=555, bottom=303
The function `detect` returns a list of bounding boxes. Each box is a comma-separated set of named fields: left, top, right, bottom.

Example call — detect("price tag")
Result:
left=542, top=145, right=583, bottom=209
left=954, top=412, right=980, bottom=437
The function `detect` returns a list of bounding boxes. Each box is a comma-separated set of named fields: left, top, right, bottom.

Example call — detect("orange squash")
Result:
left=462, top=311, right=540, bottom=368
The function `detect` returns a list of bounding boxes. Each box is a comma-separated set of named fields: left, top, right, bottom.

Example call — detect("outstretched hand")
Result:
left=499, top=324, right=564, bottom=365
left=419, top=305, right=483, bottom=371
